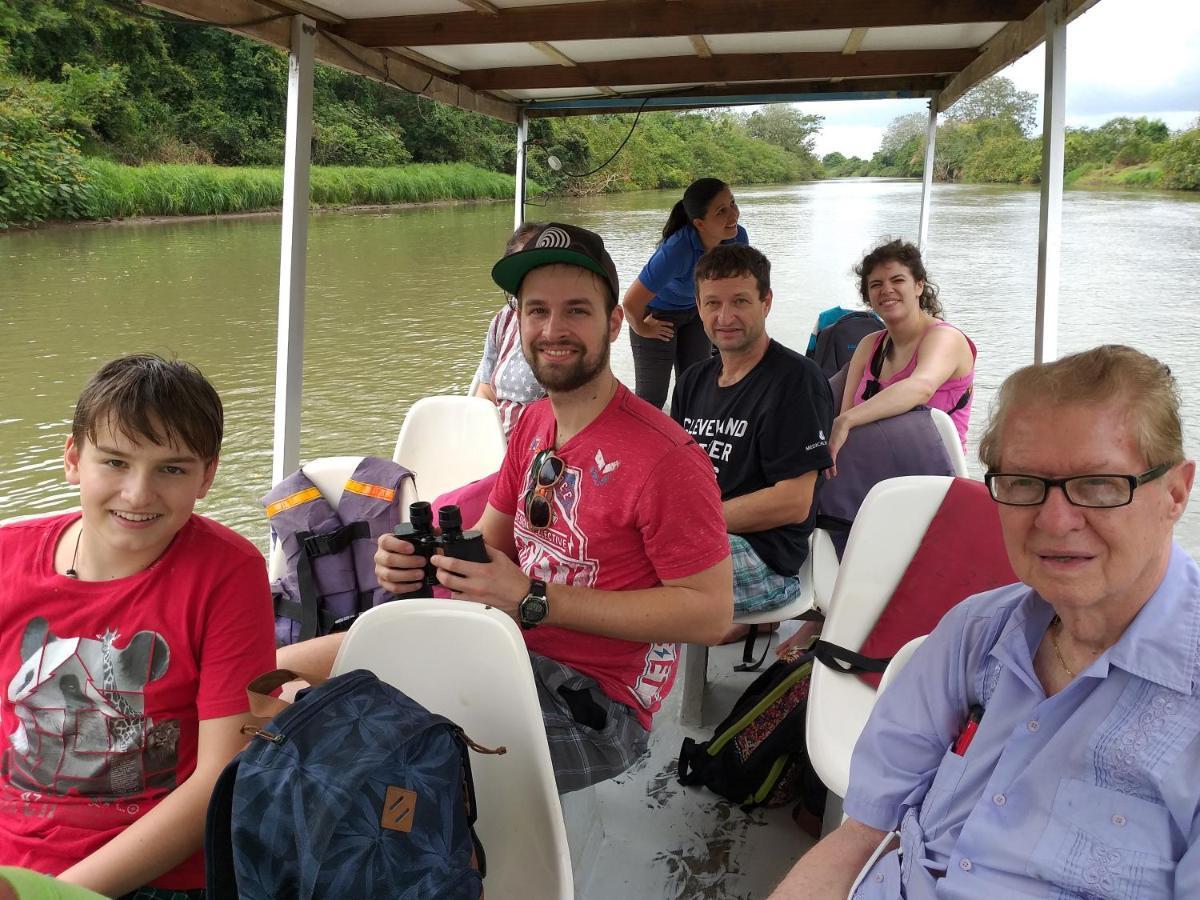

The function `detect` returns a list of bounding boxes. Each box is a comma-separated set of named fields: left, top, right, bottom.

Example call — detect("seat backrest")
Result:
left=807, top=475, right=953, bottom=798
left=266, top=456, right=417, bottom=582
left=332, top=599, right=572, bottom=900
left=877, top=635, right=928, bottom=695
left=393, top=396, right=507, bottom=501
left=929, top=407, right=968, bottom=478
left=810, top=527, right=838, bottom=615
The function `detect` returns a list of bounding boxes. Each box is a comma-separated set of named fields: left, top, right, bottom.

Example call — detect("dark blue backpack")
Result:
left=807, top=309, right=884, bottom=378
left=206, top=669, right=494, bottom=900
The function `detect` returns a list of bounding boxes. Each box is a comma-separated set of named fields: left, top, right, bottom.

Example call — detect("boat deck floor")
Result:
left=571, top=626, right=816, bottom=899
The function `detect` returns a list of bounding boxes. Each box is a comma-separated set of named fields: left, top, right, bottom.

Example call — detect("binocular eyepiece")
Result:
left=392, top=502, right=489, bottom=598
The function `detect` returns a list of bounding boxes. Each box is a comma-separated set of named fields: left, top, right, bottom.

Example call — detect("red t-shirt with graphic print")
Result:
left=491, top=382, right=729, bottom=730
left=0, top=513, right=275, bottom=888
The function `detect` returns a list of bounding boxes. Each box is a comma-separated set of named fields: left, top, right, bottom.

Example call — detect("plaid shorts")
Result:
left=529, top=653, right=649, bottom=795
left=729, top=533, right=803, bottom=616
left=118, top=890, right=205, bottom=900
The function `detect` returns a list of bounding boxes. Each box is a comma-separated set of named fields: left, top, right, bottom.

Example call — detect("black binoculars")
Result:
left=393, top=502, right=489, bottom=598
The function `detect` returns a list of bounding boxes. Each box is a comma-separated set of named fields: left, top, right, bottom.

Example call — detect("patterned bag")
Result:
left=677, top=640, right=825, bottom=814
left=206, top=669, right=497, bottom=900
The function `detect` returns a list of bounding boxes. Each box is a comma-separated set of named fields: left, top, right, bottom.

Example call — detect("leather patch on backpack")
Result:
left=382, top=786, right=417, bottom=833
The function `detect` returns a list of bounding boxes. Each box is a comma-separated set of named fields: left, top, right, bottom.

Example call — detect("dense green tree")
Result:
left=1162, top=124, right=1200, bottom=190
left=743, top=105, right=823, bottom=158
left=946, top=76, right=1038, bottom=134
left=866, top=111, right=926, bottom=176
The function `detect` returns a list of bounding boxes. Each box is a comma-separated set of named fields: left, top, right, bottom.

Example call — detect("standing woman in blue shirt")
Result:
left=622, top=178, right=748, bottom=409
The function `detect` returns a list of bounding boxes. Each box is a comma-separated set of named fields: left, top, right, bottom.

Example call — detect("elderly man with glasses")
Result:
left=770, top=344, right=1199, bottom=899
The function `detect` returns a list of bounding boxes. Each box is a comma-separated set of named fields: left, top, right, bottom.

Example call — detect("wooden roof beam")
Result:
left=525, top=75, right=946, bottom=116
left=460, top=48, right=977, bottom=90
left=530, top=41, right=579, bottom=67
left=144, top=0, right=518, bottom=122
left=456, top=0, right=501, bottom=12
left=689, top=35, right=715, bottom=59
left=939, top=0, right=1101, bottom=109
left=335, top=0, right=1042, bottom=48
left=842, top=27, right=868, bottom=54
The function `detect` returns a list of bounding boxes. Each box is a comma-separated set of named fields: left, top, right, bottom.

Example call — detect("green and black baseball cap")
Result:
left=491, top=222, right=620, bottom=301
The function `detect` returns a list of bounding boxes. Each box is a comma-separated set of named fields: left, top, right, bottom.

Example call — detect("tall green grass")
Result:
left=78, top=160, right=522, bottom=221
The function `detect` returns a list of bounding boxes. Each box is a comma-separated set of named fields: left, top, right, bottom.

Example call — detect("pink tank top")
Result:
left=851, top=322, right=976, bottom=450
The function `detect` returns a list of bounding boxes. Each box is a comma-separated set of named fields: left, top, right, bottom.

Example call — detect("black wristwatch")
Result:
left=519, top=579, right=549, bottom=630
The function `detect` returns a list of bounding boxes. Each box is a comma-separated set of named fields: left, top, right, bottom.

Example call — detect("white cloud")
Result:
left=799, top=0, right=1200, bottom=158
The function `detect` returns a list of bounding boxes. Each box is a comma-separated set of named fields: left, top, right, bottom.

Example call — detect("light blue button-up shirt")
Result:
left=844, top=542, right=1200, bottom=899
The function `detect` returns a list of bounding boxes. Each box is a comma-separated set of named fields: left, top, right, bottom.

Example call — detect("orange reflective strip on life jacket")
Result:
left=343, top=479, right=397, bottom=503
left=266, top=486, right=323, bottom=518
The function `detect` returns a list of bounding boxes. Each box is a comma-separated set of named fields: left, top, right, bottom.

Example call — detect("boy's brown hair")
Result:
left=72, top=354, right=224, bottom=462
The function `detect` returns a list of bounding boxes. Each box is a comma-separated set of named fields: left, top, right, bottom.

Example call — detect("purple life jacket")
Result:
left=818, top=365, right=955, bottom=559
left=262, top=457, right=413, bottom=646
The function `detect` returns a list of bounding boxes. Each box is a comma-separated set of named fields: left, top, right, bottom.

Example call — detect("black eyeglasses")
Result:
left=524, top=449, right=565, bottom=529
left=984, top=463, right=1172, bottom=508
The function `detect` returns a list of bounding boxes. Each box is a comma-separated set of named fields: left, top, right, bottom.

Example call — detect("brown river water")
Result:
left=2, top=180, right=1199, bottom=553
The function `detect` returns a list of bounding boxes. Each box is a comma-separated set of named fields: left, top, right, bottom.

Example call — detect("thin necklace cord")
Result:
left=66, top=526, right=82, bottom=579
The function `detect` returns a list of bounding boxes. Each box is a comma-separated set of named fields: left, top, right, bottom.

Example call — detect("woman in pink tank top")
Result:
left=829, top=239, right=976, bottom=475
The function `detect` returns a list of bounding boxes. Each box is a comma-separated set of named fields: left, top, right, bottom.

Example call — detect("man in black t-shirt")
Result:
left=671, top=244, right=834, bottom=616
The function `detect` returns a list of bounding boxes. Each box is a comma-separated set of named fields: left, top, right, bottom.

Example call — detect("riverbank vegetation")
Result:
left=80, top=159, right=521, bottom=219
left=825, top=77, right=1200, bottom=191
left=0, top=0, right=818, bottom=227
left=2, top=1, right=1195, bottom=228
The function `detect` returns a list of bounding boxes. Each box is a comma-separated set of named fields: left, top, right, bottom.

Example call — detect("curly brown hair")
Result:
left=855, top=238, right=942, bottom=318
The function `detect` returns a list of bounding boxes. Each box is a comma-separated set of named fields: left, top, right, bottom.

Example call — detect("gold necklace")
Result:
left=1048, top=615, right=1076, bottom=678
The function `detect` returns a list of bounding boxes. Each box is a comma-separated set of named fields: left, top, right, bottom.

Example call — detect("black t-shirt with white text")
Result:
left=671, top=339, right=834, bottom=576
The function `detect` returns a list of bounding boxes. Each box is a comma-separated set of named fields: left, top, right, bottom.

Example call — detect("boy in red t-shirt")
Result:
left=0, top=355, right=275, bottom=898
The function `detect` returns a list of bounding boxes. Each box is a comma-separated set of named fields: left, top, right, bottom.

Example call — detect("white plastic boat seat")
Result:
left=812, top=409, right=969, bottom=620
left=810, top=527, right=839, bottom=616
left=392, top=396, right=507, bottom=502
left=333, top=599, right=572, bottom=900
left=928, top=407, right=969, bottom=478
left=732, top=548, right=815, bottom=626
left=680, top=543, right=815, bottom=726
left=878, top=635, right=928, bottom=695
left=266, top=455, right=417, bottom=582
left=807, top=476, right=953, bottom=801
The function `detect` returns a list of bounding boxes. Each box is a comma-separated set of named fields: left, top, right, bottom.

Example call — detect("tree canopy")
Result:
left=945, top=76, right=1038, bottom=134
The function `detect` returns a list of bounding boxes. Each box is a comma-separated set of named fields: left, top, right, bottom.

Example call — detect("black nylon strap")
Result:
left=869, top=334, right=891, bottom=379
left=294, top=531, right=322, bottom=642
left=677, top=737, right=701, bottom=785
left=811, top=639, right=891, bottom=674
left=301, top=520, right=370, bottom=558
left=734, top=625, right=775, bottom=673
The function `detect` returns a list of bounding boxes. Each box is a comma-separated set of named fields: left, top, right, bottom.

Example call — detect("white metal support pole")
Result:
left=1034, top=0, right=1067, bottom=363
left=271, top=15, right=315, bottom=486
left=917, top=93, right=939, bottom=253
left=514, top=109, right=528, bottom=230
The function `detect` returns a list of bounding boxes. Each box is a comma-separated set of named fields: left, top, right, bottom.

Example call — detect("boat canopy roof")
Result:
left=147, top=0, right=1101, bottom=122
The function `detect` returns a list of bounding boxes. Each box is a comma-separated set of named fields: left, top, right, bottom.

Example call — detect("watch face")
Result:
left=523, top=595, right=548, bottom=623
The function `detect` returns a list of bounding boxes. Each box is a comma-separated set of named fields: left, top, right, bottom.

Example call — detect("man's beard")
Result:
left=525, top=338, right=610, bottom=393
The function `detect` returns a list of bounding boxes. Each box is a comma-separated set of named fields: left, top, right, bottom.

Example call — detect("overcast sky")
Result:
left=796, top=0, right=1200, bottom=159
